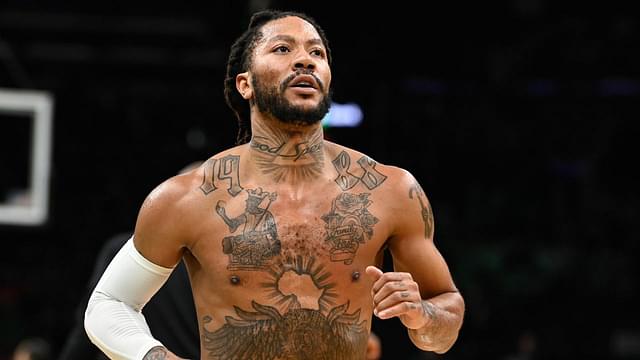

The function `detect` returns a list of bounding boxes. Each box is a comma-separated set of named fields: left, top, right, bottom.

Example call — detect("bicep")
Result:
left=387, top=173, right=457, bottom=298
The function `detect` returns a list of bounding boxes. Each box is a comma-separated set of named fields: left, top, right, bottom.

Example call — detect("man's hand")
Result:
left=366, top=266, right=432, bottom=330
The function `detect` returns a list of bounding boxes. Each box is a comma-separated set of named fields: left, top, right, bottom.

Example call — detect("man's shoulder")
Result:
left=325, top=141, right=416, bottom=192
left=148, top=168, right=201, bottom=202
left=150, top=145, right=247, bottom=202
left=206, top=144, right=246, bottom=160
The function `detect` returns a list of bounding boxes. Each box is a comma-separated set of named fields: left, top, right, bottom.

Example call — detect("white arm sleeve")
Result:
left=84, top=237, right=174, bottom=360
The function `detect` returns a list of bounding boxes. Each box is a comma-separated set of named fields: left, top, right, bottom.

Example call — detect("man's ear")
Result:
left=236, top=72, right=252, bottom=100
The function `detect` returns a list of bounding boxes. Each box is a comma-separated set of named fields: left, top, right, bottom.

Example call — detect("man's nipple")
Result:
left=230, top=275, right=241, bottom=285
left=352, top=270, right=361, bottom=282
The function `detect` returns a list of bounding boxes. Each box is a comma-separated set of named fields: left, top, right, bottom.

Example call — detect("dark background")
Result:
left=1, top=0, right=639, bottom=359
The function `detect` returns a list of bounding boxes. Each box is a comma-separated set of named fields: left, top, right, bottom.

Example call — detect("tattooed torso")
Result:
left=173, top=142, right=419, bottom=360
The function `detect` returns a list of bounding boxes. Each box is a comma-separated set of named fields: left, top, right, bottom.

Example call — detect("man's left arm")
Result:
left=366, top=170, right=465, bottom=354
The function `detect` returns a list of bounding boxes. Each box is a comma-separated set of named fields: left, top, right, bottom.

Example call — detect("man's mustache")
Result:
left=280, top=70, right=325, bottom=93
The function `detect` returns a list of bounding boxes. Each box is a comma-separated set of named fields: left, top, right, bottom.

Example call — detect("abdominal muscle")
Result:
left=188, top=254, right=374, bottom=360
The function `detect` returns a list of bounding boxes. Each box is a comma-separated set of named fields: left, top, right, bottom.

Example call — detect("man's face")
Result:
left=247, top=16, right=332, bottom=126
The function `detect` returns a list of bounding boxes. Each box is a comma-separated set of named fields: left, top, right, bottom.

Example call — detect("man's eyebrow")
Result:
left=267, top=34, right=295, bottom=43
left=306, top=38, right=324, bottom=47
left=267, top=35, right=324, bottom=47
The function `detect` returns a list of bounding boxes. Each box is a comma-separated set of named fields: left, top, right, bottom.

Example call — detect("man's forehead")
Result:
left=259, top=16, right=322, bottom=45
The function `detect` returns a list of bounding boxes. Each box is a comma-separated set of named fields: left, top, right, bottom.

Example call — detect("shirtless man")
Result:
left=84, top=9, right=465, bottom=359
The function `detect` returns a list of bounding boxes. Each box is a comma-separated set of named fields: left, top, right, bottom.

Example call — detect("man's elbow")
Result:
left=83, top=290, right=103, bottom=341
left=417, top=291, right=465, bottom=354
left=449, top=289, right=466, bottom=316
left=438, top=292, right=465, bottom=353
left=433, top=330, right=461, bottom=354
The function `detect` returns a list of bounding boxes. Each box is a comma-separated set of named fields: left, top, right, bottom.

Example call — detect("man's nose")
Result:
left=293, top=53, right=316, bottom=71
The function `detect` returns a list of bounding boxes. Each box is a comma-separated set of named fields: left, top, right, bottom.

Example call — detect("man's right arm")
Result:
left=84, top=177, right=191, bottom=360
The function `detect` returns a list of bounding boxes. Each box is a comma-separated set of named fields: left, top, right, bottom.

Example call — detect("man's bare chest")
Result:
left=195, top=187, right=386, bottom=270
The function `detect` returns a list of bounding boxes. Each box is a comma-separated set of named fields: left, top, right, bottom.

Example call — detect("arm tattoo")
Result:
left=412, top=301, right=440, bottom=344
left=143, top=346, right=168, bottom=360
left=409, top=181, right=434, bottom=239
left=415, top=300, right=450, bottom=346
left=422, top=300, right=437, bottom=320
left=331, top=151, right=387, bottom=190
left=321, top=193, right=379, bottom=264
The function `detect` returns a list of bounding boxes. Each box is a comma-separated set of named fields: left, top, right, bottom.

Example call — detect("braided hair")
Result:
left=224, top=10, right=332, bottom=144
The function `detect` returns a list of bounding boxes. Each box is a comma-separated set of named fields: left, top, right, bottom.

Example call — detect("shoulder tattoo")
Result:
left=200, top=154, right=244, bottom=197
left=331, top=151, right=387, bottom=191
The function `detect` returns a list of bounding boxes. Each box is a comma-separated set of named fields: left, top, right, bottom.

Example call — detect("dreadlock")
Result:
left=224, top=10, right=332, bottom=145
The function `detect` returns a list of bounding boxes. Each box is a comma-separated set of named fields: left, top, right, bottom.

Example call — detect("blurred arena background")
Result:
left=1, top=1, right=638, bottom=359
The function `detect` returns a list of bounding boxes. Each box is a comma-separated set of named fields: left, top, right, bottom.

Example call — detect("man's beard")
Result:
left=251, top=71, right=331, bottom=126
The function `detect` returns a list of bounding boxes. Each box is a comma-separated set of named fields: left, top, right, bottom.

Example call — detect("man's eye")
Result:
left=275, top=46, right=290, bottom=53
left=311, top=49, right=324, bottom=57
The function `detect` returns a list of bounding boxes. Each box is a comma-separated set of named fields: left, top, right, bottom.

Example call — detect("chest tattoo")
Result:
left=215, top=187, right=281, bottom=270
left=321, top=193, right=379, bottom=264
left=202, top=257, right=368, bottom=359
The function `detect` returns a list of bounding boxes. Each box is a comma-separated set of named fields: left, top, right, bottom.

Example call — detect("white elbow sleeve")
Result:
left=84, top=238, right=174, bottom=360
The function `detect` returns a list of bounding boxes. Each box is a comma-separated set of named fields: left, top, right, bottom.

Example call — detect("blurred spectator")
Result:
left=366, top=331, right=382, bottom=360
left=13, top=337, right=51, bottom=360
left=503, top=330, right=538, bottom=360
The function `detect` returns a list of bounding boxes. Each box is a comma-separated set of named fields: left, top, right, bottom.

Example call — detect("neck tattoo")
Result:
left=250, top=123, right=325, bottom=183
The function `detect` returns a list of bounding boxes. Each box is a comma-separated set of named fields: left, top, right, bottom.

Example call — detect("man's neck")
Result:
left=248, top=117, right=326, bottom=185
